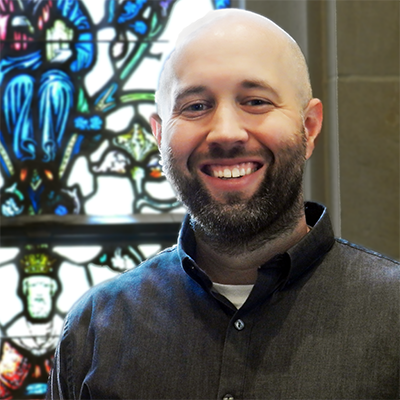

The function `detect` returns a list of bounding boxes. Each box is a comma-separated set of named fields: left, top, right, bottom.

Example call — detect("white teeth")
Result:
left=208, top=162, right=259, bottom=179
left=223, top=168, right=232, bottom=178
left=232, top=168, right=240, bottom=178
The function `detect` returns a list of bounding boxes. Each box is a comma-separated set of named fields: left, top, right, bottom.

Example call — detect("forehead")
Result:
left=26, top=276, right=52, bottom=284
left=169, top=28, right=294, bottom=100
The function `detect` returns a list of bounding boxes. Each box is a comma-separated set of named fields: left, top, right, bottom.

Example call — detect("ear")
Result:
left=150, top=113, right=162, bottom=147
left=303, top=98, right=323, bottom=160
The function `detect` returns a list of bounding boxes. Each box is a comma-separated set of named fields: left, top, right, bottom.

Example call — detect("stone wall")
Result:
left=245, top=0, right=399, bottom=259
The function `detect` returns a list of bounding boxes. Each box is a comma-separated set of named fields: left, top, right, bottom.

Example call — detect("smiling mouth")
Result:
left=202, top=162, right=262, bottom=180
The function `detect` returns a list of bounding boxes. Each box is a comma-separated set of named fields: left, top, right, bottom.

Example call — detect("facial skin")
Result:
left=151, top=9, right=322, bottom=266
left=22, top=276, right=57, bottom=320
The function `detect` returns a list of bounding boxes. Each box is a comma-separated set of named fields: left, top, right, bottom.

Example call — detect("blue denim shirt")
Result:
left=47, top=202, right=400, bottom=399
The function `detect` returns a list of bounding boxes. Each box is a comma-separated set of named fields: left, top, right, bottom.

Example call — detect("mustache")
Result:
left=195, top=145, right=271, bottom=161
left=208, top=145, right=248, bottom=159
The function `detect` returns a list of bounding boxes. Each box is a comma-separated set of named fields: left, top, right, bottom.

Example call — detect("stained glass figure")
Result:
left=1, top=1, right=232, bottom=398
left=1, top=0, right=231, bottom=217
left=0, top=235, right=178, bottom=398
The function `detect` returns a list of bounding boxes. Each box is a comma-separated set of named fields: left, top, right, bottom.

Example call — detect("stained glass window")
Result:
left=0, top=1, right=232, bottom=398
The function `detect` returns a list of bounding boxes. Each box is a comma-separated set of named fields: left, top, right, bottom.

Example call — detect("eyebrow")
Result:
left=173, top=85, right=208, bottom=104
left=241, top=79, right=280, bottom=99
left=172, top=80, right=281, bottom=105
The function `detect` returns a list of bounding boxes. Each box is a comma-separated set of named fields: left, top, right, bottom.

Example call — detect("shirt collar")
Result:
left=177, top=202, right=335, bottom=292
left=285, top=201, right=335, bottom=285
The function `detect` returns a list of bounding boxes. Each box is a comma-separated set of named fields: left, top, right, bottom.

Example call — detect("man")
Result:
left=47, top=9, right=400, bottom=399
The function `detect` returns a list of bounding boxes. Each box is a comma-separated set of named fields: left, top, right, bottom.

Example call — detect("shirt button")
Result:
left=234, top=319, right=245, bottom=331
left=222, top=395, right=234, bottom=400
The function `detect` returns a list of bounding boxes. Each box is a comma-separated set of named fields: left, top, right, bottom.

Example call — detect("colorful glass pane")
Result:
left=0, top=1, right=231, bottom=398
left=0, top=0, right=231, bottom=217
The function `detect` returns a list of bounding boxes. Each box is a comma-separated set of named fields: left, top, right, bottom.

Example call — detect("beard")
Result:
left=162, top=134, right=307, bottom=255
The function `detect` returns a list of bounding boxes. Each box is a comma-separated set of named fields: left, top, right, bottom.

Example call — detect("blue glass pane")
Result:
left=0, top=0, right=231, bottom=397
left=0, top=0, right=231, bottom=218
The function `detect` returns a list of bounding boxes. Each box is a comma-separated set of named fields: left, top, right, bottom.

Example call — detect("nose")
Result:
left=206, top=104, right=249, bottom=148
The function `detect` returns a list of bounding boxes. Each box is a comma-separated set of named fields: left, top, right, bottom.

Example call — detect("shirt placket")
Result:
left=217, top=310, right=253, bottom=400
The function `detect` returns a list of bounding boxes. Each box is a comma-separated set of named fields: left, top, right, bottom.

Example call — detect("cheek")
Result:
left=162, top=121, right=203, bottom=163
left=253, top=117, right=304, bottom=152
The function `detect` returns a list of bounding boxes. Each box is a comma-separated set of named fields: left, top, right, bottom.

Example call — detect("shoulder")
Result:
left=332, top=238, right=400, bottom=268
left=287, top=238, right=400, bottom=329
left=67, top=245, right=182, bottom=321
left=108, top=244, right=180, bottom=285
left=311, top=238, right=400, bottom=292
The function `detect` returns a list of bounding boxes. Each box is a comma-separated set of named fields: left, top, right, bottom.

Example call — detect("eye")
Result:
left=244, top=98, right=273, bottom=106
left=180, top=102, right=212, bottom=118
left=241, top=98, right=274, bottom=114
left=186, top=103, right=207, bottom=111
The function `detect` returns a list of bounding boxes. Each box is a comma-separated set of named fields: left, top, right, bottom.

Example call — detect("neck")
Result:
left=194, top=216, right=309, bottom=285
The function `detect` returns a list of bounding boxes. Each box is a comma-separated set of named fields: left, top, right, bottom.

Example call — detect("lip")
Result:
left=199, top=157, right=265, bottom=167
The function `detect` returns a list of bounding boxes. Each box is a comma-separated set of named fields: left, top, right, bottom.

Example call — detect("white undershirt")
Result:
left=211, top=227, right=313, bottom=308
left=212, top=282, right=254, bottom=309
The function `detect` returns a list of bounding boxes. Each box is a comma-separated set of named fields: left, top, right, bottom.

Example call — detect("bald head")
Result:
left=156, top=9, right=312, bottom=118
